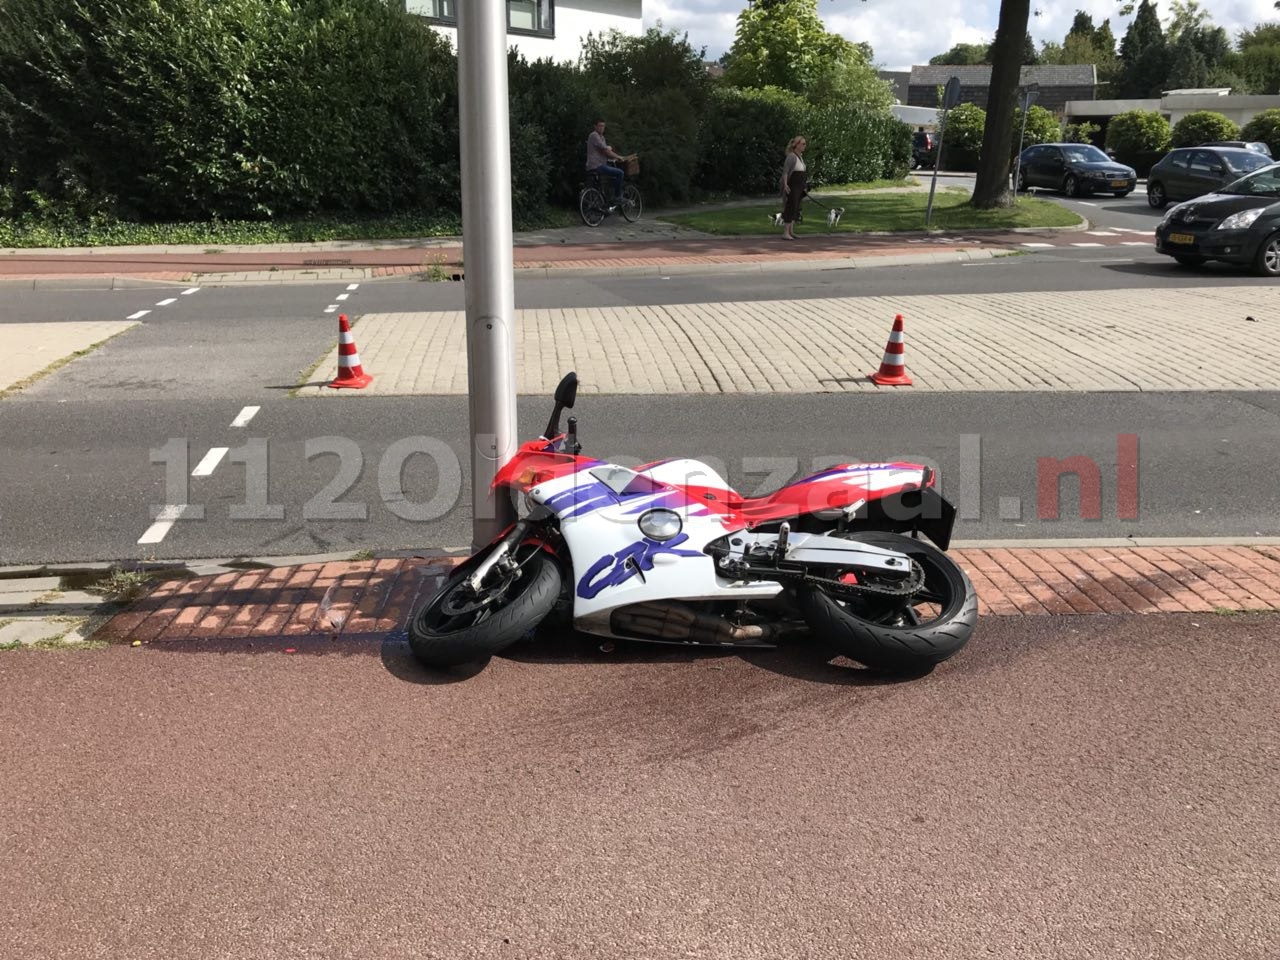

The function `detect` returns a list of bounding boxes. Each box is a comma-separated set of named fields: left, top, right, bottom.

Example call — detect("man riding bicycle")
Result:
left=586, top=119, right=627, bottom=204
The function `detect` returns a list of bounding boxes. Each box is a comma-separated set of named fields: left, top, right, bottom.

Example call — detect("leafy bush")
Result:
left=0, top=0, right=457, bottom=220
left=508, top=55, right=598, bottom=209
left=1012, top=105, right=1061, bottom=157
left=806, top=106, right=910, bottom=185
left=1105, top=110, right=1171, bottom=174
left=1171, top=110, right=1240, bottom=147
left=1062, top=121, right=1101, bottom=144
left=1241, top=108, right=1280, bottom=156
left=581, top=27, right=708, bottom=206
left=698, top=86, right=810, bottom=195
left=939, top=103, right=987, bottom=171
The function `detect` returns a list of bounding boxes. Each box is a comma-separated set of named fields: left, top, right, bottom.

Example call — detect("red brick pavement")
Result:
left=94, top=547, right=1280, bottom=646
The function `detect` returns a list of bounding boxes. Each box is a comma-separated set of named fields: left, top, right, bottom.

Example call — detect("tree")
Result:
left=986, top=30, right=1038, bottom=66
left=722, top=0, right=890, bottom=107
left=1167, top=30, right=1210, bottom=89
left=1118, top=0, right=1169, bottom=97
left=971, top=0, right=1030, bottom=207
left=930, top=42, right=989, bottom=65
left=1165, top=0, right=1208, bottom=43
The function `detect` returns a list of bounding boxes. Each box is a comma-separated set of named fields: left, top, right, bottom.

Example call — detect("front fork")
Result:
left=464, top=518, right=531, bottom=593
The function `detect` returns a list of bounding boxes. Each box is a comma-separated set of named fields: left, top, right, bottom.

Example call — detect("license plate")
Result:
left=1111, top=180, right=1128, bottom=188
left=1168, top=232, right=1195, bottom=245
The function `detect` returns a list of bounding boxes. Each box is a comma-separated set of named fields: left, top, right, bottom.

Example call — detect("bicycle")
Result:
left=578, top=154, right=642, bottom=227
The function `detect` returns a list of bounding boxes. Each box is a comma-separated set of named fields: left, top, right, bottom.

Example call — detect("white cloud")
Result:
left=643, top=0, right=1280, bottom=71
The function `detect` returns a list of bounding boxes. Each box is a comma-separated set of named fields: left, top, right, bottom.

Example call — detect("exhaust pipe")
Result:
left=612, top=601, right=773, bottom=645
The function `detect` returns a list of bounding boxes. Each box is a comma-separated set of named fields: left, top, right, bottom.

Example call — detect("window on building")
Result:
left=418, top=0, right=554, bottom=37
left=507, top=0, right=553, bottom=36
left=422, top=0, right=455, bottom=22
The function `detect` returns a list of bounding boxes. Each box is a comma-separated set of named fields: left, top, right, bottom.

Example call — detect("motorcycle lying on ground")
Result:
left=409, top=373, right=977, bottom=673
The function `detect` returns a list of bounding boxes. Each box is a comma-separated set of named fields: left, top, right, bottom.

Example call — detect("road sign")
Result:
left=943, top=76, right=962, bottom=110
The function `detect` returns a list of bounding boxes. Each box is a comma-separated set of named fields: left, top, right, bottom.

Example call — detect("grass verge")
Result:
left=661, top=192, right=1082, bottom=236
left=0, top=207, right=576, bottom=249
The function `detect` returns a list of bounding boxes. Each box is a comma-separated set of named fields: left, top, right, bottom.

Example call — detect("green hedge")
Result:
left=1242, top=109, right=1280, bottom=157
left=1105, top=110, right=1171, bottom=175
left=698, top=86, right=810, bottom=195
left=0, top=4, right=908, bottom=224
left=0, top=0, right=457, bottom=220
left=1171, top=111, right=1240, bottom=148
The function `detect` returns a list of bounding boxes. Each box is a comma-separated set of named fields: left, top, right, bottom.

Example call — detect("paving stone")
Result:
left=0, top=619, right=71, bottom=646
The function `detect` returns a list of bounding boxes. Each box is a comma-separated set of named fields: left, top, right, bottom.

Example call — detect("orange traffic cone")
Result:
left=869, top=313, right=913, bottom=386
left=328, top=314, right=373, bottom=389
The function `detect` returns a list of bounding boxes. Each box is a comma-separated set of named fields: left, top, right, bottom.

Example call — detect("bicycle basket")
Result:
left=624, top=157, right=640, bottom=177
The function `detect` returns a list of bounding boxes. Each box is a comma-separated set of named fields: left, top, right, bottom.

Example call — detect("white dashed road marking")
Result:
left=1086, top=231, right=1119, bottom=236
left=325, top=305, right=338, bottom=313
left=137, top=504, right=190, bottom=545
left=1122, top=241, right=1151, bottom=246
left=126, top=310, right=151, bottom=320
left=155, top=298, right=177, bottom=306
left=1078, top=201, right=1097, bottom=207
left=347, top=284, right=359, bottom=291
left=191, top=447, right=229, bottom=477
left=337, top=293, right=350, bottom=301
left=231, top=406, right=261, bottom=428
left=181, top=288, right=201, bottom=295
left=1021, top=242, right=1055, bottom=248
left=1071, top=242, right=1105, bottom=247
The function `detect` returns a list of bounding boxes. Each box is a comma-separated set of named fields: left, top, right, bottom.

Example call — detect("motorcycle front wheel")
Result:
left=408, top=544, right=561, bottom=668
left=797, top=531, right=976, bottom=672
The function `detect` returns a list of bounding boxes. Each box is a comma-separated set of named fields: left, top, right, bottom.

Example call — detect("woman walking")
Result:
left=780, top=135, right=808, bottom=240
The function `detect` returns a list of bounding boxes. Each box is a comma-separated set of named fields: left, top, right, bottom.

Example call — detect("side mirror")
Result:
left=542, top=371, right=579, bottom=442
left=555, top=371, right=578, bottom=409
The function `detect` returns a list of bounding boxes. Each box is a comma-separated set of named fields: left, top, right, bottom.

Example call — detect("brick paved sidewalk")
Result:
left=91, top=545, right=1280, bottom=648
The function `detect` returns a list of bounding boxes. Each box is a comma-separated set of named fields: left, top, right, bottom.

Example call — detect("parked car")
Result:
left=911, top=131, right=937, bottom=170
left=1147, top=146, right=1273, bottom=208
left=1015, top=143, right=1137, bottom=197
left=1201, top=140, right=1273, bottom=158
left=1154, top=162, right=1280, bottom=275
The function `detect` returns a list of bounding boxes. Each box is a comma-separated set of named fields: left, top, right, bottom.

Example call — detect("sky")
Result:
left=642, top=0, right=1280, bottom=72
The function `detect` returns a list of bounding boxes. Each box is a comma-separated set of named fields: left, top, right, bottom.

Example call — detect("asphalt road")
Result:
left=2, top=390, right=1279, bottom=564
left=2, top=612, right=1276, bottom=959
left=3, top=234, right=1279, bottom=565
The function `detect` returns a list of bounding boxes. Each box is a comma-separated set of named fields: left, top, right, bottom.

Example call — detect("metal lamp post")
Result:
left=1012, top=83, right=1039, bottom=196
left=925, top=77, right=961, bottom=228
left=457, top=0, right=518, bottom=549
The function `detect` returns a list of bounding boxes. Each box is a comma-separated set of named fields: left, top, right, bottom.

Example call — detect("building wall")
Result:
left=1064, top=94, right=1280, bottom=129
left=909, top=84, right=1095, bottom=113
left=412, top=0, right=642, bottom=63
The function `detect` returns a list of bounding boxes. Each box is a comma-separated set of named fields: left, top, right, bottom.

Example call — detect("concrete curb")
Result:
left=0, top=275, right=195, bottom=291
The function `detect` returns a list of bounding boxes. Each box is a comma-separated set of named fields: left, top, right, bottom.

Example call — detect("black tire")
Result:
left=579, top=187, right=607, bottom=227
left=1254, top=232, right=1280, bottom=277
left=796, top=531, right=977, bottom=672
left=1147, top=182, right=1167, bottom=208
left=1173, top=254, right=1205, bottom=267
left=620, top=184, right=642, bottom=222
left=1063, top=174, right=1079, bottom=197
left=1016, top=168, right=1028, bottom=192
left=408, top=546, right=562, bottom=668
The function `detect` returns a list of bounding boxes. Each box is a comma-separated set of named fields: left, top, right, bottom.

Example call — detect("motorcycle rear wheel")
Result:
left=409, top=545, right=561, bottom=668
left=797, top=531, right=976, bottom=672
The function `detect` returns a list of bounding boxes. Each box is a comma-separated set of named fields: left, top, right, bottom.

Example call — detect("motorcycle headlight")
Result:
left=638, top=508, right=682, bottom=541
left=1215, top=207, right=1264, bottom=231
